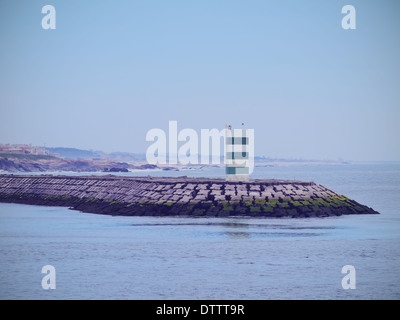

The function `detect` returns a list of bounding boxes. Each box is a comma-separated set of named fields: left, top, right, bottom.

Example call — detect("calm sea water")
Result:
left=0, top=163, right=399, bottom=300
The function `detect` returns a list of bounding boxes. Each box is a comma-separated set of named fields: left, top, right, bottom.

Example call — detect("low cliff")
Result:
left=0, top=174, right=379, bottom=217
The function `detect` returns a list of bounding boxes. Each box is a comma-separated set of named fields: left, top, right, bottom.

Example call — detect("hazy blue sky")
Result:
left=0, top=0, right=399, bottom=161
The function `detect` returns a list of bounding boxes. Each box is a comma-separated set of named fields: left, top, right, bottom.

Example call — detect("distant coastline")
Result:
left=0, top=155, right=161, bottom=173
left=0, top=154, right=355, bottom=174
left=1, top=143, right=393, bottom=174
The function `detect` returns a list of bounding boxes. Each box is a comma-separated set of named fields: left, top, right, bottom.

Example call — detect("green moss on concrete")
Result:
left=163, top=201, right=174, bottom=207
left=250, top=206, right=261, bottom=213
left=234, top=206, right=248, bottom=215
left=268, top=199, right=279, bottom=207
left=277, top=202, right=289, bottom=208
left=263, top=206, right=274, bottom=213
left=290, top=200, right=302, bottom=207
left=255, top=199, right=266, bottom=206
left=222, top=205, right=234, bottom=212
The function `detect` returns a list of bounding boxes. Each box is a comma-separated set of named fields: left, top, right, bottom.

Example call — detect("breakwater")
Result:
left=0, top=174, right=379, bottom=217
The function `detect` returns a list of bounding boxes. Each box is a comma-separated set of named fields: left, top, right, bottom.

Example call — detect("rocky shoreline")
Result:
left=0, top=174, right=379, bottom=218
left=0, top=156, right=161, bottom=173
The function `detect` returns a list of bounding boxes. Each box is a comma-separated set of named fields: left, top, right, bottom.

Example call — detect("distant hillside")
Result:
left=46, top=147, right=103, bottom=160
left=103, top=152, right=147, bottom=162
left=0, top=153, right=57, bottom=160
left=46, top=147, right=147, bottom=162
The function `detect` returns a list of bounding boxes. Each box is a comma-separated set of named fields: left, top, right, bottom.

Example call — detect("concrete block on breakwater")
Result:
left=0, top=174, right=379, bottom=218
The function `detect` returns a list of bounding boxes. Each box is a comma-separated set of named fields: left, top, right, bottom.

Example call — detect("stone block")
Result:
left=242, top=195, right=253, bottom=202
left=180, top=196, right=192, bottom=203
left=196, top=184, right=208, bottom=190
left=194, top=194, right=207, bottom=201
left=225, top=190, right=236, bottom=196
left=249, top=191, right=260, bottom=197
left=210, top=190, right=222, bottom=196
left=214, top=195, right=226, bottom=201
left=185, top=184, right=196, bottom=190
left=237, top=191, right=248, bottom=197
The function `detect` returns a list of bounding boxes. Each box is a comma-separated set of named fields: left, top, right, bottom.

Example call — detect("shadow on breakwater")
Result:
left=129, top=222, right=338, bottom=230
left=128, top=221, right=334, bottom=239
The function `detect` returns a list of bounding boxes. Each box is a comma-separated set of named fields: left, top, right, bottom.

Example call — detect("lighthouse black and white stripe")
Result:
left=225, top=124, right=250, bottom=181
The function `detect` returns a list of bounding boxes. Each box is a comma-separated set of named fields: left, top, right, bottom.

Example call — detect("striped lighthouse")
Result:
left=225, top=124, right=251, bottom=181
